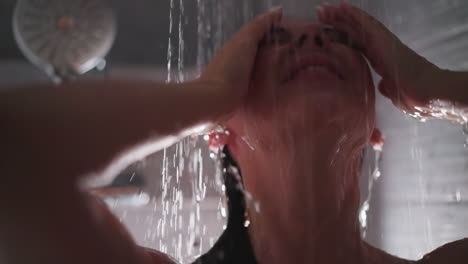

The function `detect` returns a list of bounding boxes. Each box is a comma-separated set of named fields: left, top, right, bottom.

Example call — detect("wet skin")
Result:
left=227, top=18, right=376, bottom=156
left=223, top=18, right=383, bottom=264
left=224, top=17, right=467, bottom=264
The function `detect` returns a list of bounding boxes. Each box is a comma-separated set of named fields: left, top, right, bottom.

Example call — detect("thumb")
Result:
left=378, top=79, right=410, bottom=111
left=378, top=79, right=399, bottom=105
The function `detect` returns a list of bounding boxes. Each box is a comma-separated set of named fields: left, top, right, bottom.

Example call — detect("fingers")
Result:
left=225, top=8, right=283, bottom=87
left=339, top=2, right=387, bottom=31
left=327, top=41, right=358, bottom=76
left=317, top=3, right=400, bottom=79
left=202, top=8, right=283, bottom=97
left=378, top=79, right=406, bottom=110
left=317, top=3, right=369, bottom=53
left=378, top=79, right=399, bottom=104
left=235, top=7, right=283, bottom=44
left=317, top=3, right=395, bottom=55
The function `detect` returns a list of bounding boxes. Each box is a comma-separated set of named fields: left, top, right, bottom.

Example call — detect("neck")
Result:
left=234, top=128, right=410, bottom=264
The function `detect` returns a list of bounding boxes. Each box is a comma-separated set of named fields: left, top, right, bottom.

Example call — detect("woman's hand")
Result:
left=199, top=8, right=283, bottom=115
left=317, top=3, right=441, bottom=120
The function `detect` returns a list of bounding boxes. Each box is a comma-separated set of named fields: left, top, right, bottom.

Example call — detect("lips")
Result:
left=283, top=53, right=344, bottom=83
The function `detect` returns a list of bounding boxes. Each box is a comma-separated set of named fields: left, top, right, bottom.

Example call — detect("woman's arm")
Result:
left=430, top=69, right=468, bottom=119
left=317, top=3, right=467, bottom=123
left=0, top=9, right=282, bottom=264
left=1, top=79, right=231, bottom=184
left=1, top=4, right=283, bottom=185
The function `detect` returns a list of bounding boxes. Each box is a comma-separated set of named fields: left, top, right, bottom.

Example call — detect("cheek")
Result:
left=250, top=47, right=290, bottom=100
left=347, top=80, right=376, bottom=141
left=346, top=55, right=375, bottom=110
left=252, top=50, right=279, bottom=84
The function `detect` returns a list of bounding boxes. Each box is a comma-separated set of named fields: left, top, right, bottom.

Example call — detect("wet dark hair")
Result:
left=193, top=146, right=258, bottom=264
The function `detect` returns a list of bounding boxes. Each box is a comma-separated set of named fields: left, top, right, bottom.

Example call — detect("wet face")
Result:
left=227, top=18, right=375, bottom=154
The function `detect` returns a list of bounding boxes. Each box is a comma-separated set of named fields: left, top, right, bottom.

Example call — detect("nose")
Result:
left=295, top=24, right=329, bottom=50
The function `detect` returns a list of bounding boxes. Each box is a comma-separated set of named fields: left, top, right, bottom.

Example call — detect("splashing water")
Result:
left=152, top=0, right=215, bottom=261
left=359, top=147, right=382, bottom=238
left=428, top=99, right=468, bottom=124
left=151, top=2, right=258, bottom=261
left=152, top=138, right=218, bottom=262
left=166, top=0, right=174, bottom=83
left=208, top=134, right=262, bottom=216
left=463, top=123, right=468, bottom=147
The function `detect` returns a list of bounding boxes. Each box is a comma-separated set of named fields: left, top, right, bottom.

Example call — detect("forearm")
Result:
left=425, top=69, right=468, bottom=123
left=0, top=79, right=229, bottom=183
left=436, top=70, right=468, bottom=107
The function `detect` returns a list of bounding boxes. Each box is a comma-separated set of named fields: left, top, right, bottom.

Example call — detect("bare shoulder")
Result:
left=417, top=238, right=468, bottom=264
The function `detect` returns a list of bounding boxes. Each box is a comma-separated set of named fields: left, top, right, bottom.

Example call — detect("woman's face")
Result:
left=227, top=18, right=376, bottom=153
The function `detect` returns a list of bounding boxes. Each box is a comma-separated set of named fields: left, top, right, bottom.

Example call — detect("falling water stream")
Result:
left=463, top=123, right=468, bottom=147
left=155, top=0, right=234, bottom=261
left=150, top=1, right=266, bottom=261
left=359, top=147, right=383, bottom=238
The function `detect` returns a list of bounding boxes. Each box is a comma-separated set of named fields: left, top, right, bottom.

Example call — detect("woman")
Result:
left=199, top=6, right=468, bottom=263
left=0, top=3, right=466, bottom=264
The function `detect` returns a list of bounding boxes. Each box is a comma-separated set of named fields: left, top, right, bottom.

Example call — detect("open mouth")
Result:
left=283, top=54, right=344, bottom=83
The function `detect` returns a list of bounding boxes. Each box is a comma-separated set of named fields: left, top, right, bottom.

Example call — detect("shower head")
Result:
left=13, top=0, right=117, bottom=82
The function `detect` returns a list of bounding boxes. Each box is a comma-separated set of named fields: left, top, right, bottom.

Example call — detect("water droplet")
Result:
left=96, top=59, right=106, bottom=71
left=359, top=148, right=382, bottom=237
left=253, top=201, right=261, bottom=213
left=463, top=123, right=468, bottom=148
left=454, top=191, right=462, bottom=202
left=241, top=136, right=256, bottom=151
left=220, top=207, right=227, bottom=218
left=359, top=200, right=370, bottom=229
